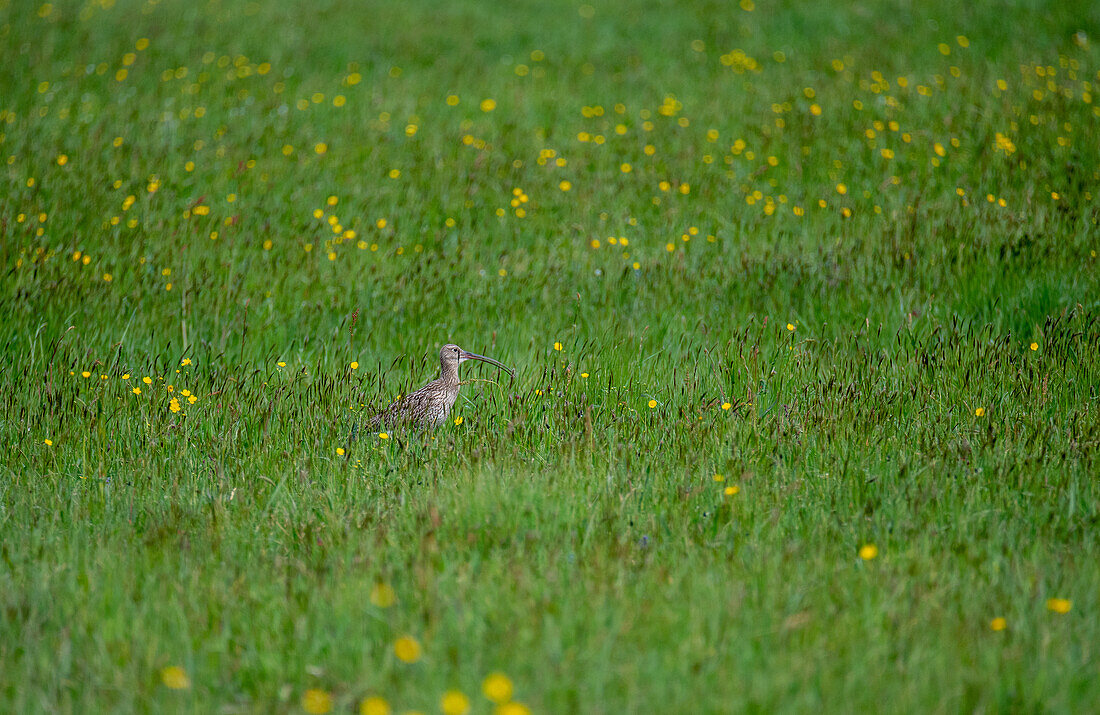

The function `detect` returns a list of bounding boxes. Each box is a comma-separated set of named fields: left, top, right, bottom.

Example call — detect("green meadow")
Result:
left=2, top=0, right=1099, bottom=711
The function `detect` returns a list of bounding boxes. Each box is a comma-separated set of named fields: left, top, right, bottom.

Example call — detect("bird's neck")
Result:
left=440, top=359, right=460, bottom=386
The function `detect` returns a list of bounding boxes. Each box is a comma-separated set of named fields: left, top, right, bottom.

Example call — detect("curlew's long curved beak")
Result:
left=460, top=350, right=515, bottom=377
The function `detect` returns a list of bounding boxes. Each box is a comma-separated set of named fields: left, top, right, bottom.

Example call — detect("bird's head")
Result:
left=439, top=344, right=514, bottom=375
left=440, top=344, right=464, bottom=365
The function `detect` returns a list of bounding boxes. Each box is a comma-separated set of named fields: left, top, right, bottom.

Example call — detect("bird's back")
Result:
left=370, top=378, right=457, bottom=429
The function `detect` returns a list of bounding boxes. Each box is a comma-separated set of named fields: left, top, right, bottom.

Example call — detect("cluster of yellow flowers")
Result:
left=294, top=668, right=532, bottom=715
left=10, top=25, right=1092, bottom=286
left=159, top=581, right=534, bottom=713
left=295, top=668, right=532, bottom=715
left=53, top=362, right=201, bottom=414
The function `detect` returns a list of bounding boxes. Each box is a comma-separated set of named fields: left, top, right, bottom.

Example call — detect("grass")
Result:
left=2, top=0, right=1099, bottom=712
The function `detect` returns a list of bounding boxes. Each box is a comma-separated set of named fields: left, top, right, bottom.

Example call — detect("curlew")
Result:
left=370, top=344, right=514, bottom=429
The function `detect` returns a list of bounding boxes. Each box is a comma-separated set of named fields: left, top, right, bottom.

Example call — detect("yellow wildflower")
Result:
left=370, top=582, right=396, bottom=608
left=1046, top=598, right=1072, bottom=614
left=160, top=665, right=190, bottom=690
left=393, top=635, right=422, bottom=663
left=359, top=697, right=391, bottom=715
left=482, top=672, right=514, bottom=704
left=301, top=689, right=333, bottom=714
left=441, top=691, right=471, bottom=715
left=496, top=703, right=532, bottom=715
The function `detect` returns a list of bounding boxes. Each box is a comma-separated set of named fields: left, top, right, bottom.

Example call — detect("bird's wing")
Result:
left=370, top=383, right=435, bottom=427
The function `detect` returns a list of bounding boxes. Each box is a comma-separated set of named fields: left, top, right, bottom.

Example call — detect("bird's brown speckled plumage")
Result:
left=371, top=344, right=513, bottom=429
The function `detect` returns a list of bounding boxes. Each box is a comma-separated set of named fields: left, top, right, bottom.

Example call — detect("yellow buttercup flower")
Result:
left=359, top=697, right=391, bottom=715
left=859, top=544, right=878, bottom=560
left=393, top=635, right=421, bottom=663
left=370, top=582, right=396, bottom=608
left=482, top=672, right=514, bottom=704
left=160, top=665, right=190, bottom=690
left=1046, top=598, right=1072, bottom=614
left=301, top=689, right=333, bottom=714
left=495, top=703, right=532, bottom=715
left=441, top=690, right=471, bottom=715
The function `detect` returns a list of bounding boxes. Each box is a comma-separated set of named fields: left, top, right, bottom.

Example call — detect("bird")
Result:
left=369, top=344, right=514, bottom=429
